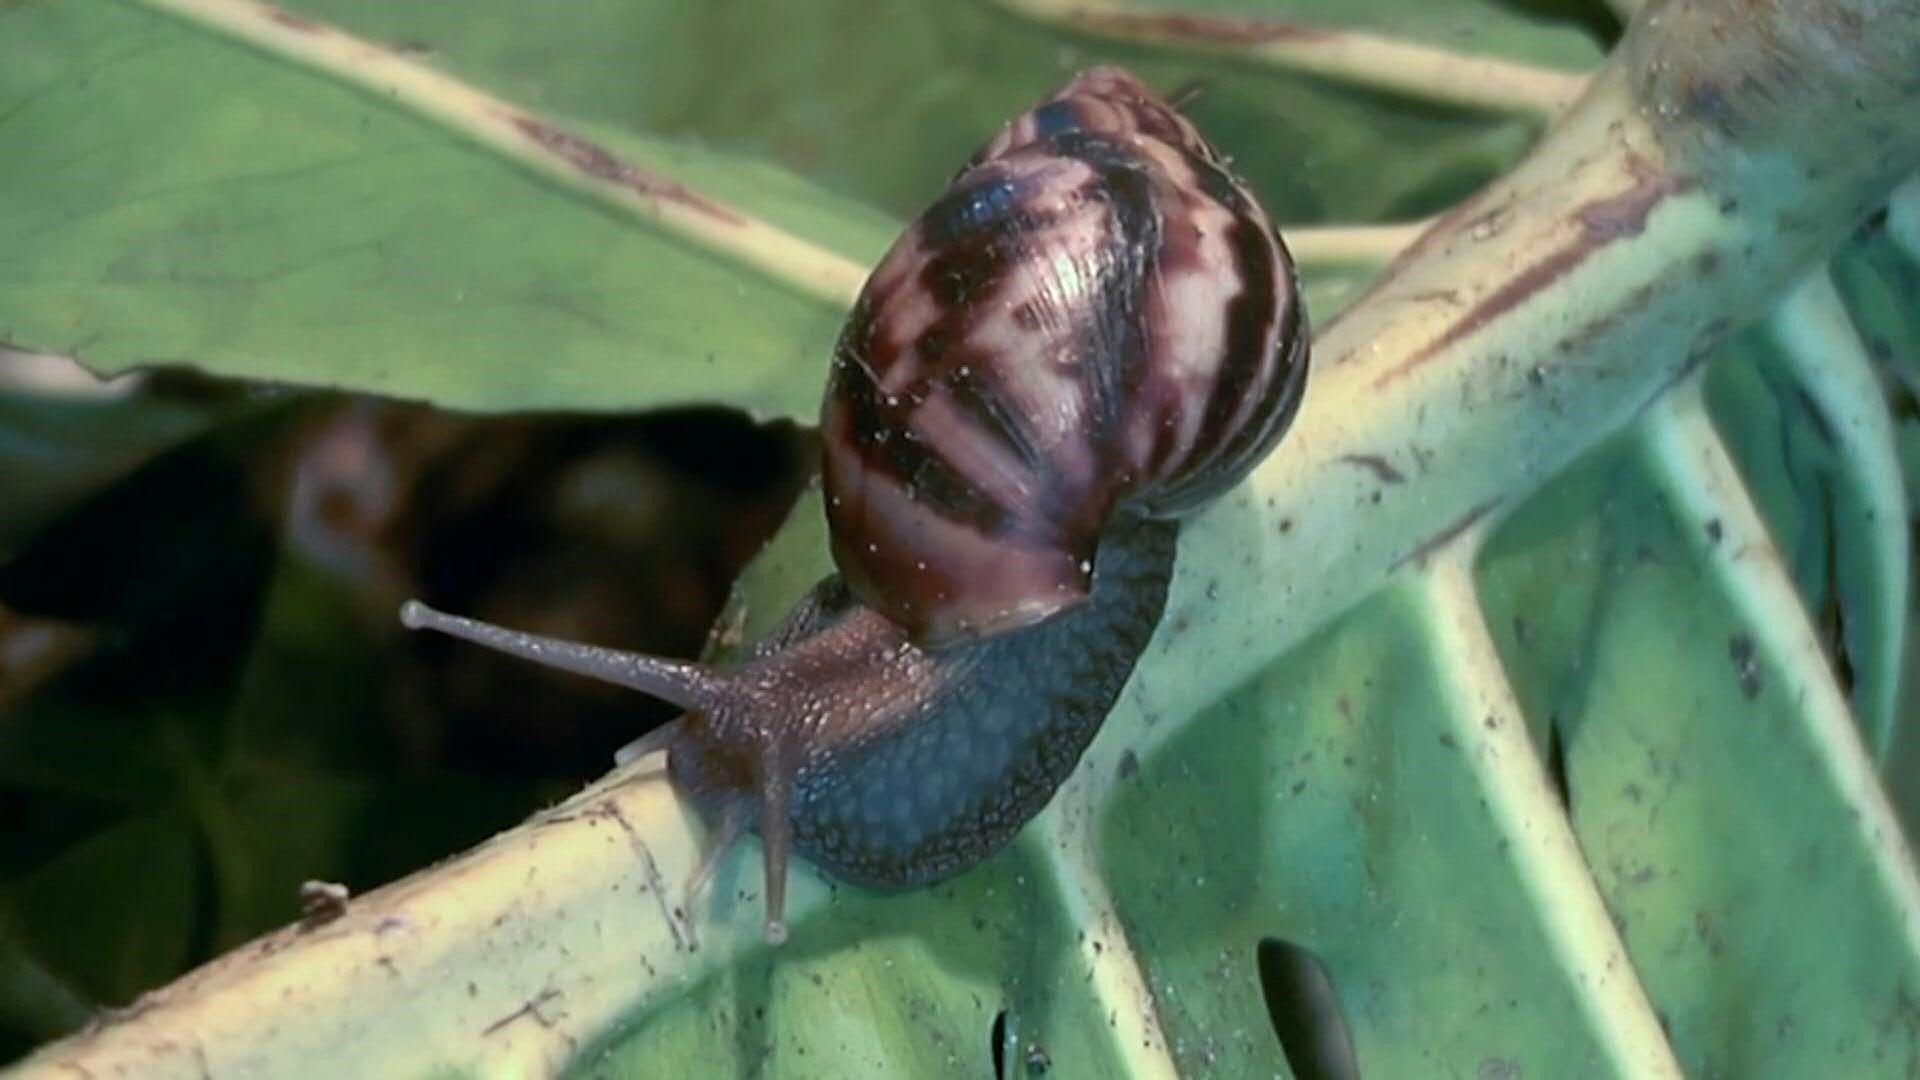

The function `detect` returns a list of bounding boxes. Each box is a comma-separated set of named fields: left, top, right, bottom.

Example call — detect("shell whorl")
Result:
left=821, top=67, right=1309, bottom=647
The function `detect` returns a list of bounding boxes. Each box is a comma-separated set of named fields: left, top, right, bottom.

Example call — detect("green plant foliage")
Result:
left=287, top=0, right=1592, bottom=222
left=0, top=0, right=1571, bottom=415
left=0, top=2, right=891, bottom=417
left=2, top=0, right=1916, bottom=1077
left=1481, top=421, right=1920, bottom=1074
left=1101, top=585, right=1616, bottom=1077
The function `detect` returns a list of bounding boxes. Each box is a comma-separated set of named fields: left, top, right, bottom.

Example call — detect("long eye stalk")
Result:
left=400, top=600, right=787, bottom=943
left=399, top=600, right=731, bottom=713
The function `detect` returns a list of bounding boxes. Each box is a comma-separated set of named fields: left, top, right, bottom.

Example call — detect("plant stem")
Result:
left=984, top=0, right=1589, bottom=119
left=1640, top=376, right=1920, bottom=957
left=1283, top=221, right=1429, bottom=267
left=126, top=0, right=869, bottom=309
left=1767, top=271, right=1912, bottom=757
left=1126, top=0, right=1920, bottom=779
left=1415, top=540, right=1683, bottom=1079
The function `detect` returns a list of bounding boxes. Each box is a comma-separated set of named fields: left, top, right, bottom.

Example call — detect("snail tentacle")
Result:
left=756, top=748, right=795, bottom=946
left=399, top=600, right=731, bottom=713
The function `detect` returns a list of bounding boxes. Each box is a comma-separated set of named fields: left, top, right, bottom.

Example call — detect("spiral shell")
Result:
left=820, top=67, right=1309, bottom=647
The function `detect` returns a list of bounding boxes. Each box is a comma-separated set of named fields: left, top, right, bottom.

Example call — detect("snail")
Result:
left=401, top=67, right=1309, bottom=945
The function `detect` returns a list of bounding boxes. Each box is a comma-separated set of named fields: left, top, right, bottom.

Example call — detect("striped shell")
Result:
left=820, top=67, right=1309, bottom=647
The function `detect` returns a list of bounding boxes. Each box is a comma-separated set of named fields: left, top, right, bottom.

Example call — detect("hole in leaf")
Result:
left=990, top=1009, right=1008, bottom=1080
left=1256, top=938, right=1359, bottom=1080
left=1546, top=717, right=1572, bottom=811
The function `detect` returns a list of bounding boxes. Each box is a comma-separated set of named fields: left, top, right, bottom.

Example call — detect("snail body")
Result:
left=402, top=67, right=1308, bottom=944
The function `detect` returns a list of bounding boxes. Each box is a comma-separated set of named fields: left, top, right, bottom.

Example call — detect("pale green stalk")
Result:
left=130, top=0, right=869, bottom=308
left=1414, top=534, right=1682, bottom=1079
left=1769, top=272, right=1912, bottom=757
left=983, top=0, right=1587, bottom=119
left=1641, top=375, right=1920, bottom=956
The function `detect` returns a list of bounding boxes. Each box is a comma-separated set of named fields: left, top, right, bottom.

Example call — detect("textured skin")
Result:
left=665, top=514, right=1177, bottom=889
left=820, top=67, right=1308, bottom=646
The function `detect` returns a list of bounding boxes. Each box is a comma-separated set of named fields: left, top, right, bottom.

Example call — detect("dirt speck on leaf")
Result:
left=1728, top=633, right=1762, bottom=698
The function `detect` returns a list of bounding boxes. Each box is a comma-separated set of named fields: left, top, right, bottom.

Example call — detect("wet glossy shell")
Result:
left=820, top=67, right=1309, bottom=647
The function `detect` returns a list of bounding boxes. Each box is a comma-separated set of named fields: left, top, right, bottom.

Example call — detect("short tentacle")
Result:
left=683, top=801, right=748, bottom=909
left=758, top=749, right=796, bottom=946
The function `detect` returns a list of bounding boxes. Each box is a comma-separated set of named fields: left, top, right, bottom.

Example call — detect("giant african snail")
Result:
left=401, top=67, right=1309, bottom=945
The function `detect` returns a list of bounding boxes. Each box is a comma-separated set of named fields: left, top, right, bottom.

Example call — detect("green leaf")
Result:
left=8, top=0, right=1920, bottom=1077
left=0, top=0, right=1582, bottom=415
left=0, top=0, right=892, bottom=417
left=1101, top=586, right=1619, bottom=1077
left=284, top=0, right=1590, bottom=221
left=1481, top=424, right=1920, bottom=1075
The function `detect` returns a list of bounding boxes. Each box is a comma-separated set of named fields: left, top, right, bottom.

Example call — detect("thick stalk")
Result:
left=1128, top=0, right=1920, bottom=771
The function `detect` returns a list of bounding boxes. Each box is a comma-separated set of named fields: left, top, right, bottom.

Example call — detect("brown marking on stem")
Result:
left=1389, top=187, right=1512, bottom=275
left=1372, top=160, right=1696, bottom=389
left=1069, top=9, right=1337, bottom=45
left=1576, top=154, right=1690, bottom=239
left=264, top=5, right=321, bottom=32
left=1372, top=242, right=1590, bottom=386
left=1553, top=280, right=1658, bottom=358
left=1458, top=202, right=1512, bottom=241
left=509, top=115, right=746, bottom=227
left=1339, top=453, right=1406, bottom=484
left=1327, top=188, right=1509, bottom=364
left=1391, top=499, right=1499, bottom=571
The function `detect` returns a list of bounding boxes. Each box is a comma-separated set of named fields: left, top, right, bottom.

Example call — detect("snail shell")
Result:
left=822, top=66, right=1308, bottom=646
